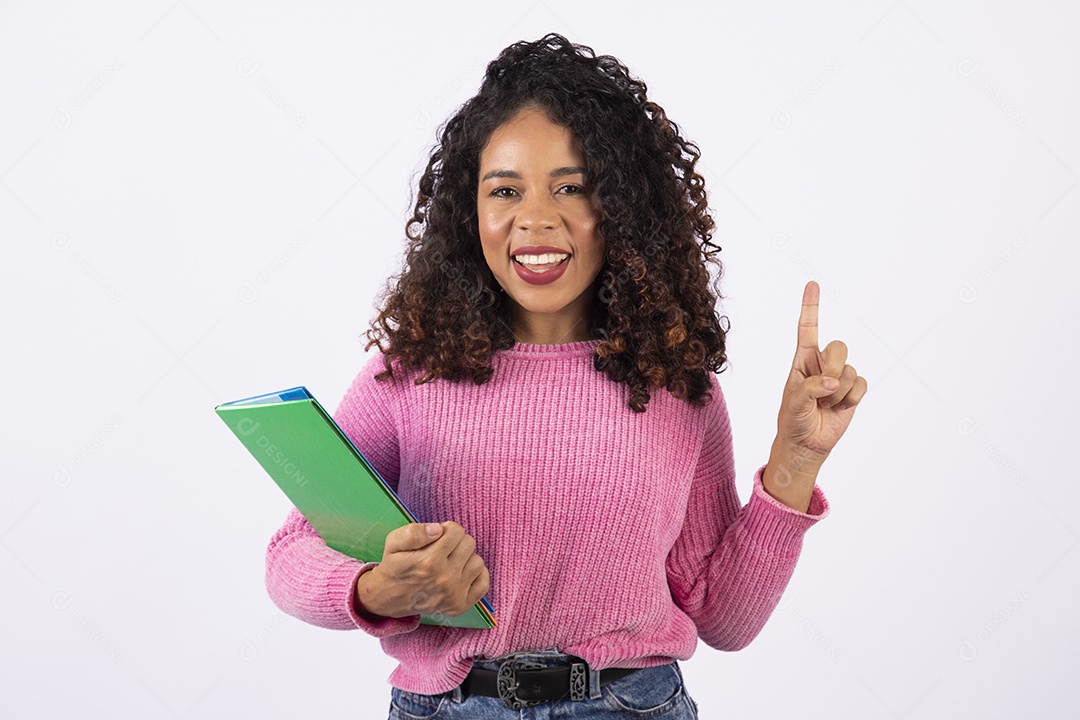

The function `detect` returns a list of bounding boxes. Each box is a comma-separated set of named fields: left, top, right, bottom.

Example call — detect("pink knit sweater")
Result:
left=264, top=338, right=829, bottom=694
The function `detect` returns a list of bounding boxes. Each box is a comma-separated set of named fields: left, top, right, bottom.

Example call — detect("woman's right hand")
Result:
left=354, top=521, right=490, bottom=619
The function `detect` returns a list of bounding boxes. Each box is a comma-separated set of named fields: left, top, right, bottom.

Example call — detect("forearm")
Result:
left=265, top=508, right=420, bottom=636
left=667, top=464, right=827, bottom=651
left=265, top=529, right=369, bottom=631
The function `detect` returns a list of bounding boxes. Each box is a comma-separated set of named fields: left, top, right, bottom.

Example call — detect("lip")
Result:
left=512, top=255, right=570, bottom=285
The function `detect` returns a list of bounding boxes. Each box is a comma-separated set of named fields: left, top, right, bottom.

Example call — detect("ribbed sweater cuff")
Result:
left=745, top=463, right=830, bottom=553
left=345, top=562, right=422, bottom=637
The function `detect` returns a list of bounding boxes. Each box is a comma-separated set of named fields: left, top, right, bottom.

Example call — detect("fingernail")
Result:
left=823, top=378, right=839, bottom=391
left=426, top=523, right=441, bottom=536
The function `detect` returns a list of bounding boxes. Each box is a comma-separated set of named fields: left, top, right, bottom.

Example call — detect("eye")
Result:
left=489, top=186, right=518, bottom=199
left=558, top=184, right=586, bottom=195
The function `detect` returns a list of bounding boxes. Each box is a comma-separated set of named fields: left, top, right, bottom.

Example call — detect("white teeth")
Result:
left=513, top=252, right=570, bottom=265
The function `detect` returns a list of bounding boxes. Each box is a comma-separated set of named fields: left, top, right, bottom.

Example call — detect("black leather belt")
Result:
left=462, top=656, right=639, bottom=709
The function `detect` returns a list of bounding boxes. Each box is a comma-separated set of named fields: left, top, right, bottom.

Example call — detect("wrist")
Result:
left=762, top=439, right=826, bottom=513
left=354, top=566, right=387, bottom=619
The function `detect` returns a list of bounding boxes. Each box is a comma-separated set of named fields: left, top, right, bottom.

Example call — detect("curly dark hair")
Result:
left=363, top=32, right=730, bottom=412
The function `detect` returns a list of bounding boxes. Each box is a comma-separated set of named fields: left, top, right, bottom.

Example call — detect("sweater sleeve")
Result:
left=664, top=378, right=829, bottom=651
left=264, top=351, right=421, bottom=637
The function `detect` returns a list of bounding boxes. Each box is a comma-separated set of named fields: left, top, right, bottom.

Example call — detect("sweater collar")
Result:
left=498, top=337, right=602, bottom=359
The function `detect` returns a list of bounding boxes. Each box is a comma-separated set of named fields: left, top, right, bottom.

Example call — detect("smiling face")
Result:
left=477, top=105, right=605, bottom=344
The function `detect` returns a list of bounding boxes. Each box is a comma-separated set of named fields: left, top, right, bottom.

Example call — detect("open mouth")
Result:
left=512, top=253, right=571, bottom=273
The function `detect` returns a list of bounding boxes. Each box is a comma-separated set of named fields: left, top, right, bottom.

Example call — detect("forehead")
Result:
left=479, top=107, right=583, bottom=168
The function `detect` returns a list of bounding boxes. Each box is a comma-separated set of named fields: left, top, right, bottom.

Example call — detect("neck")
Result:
left=509, top=297, right=594, bottom=345
left=513, top=320, right=590, bottom=345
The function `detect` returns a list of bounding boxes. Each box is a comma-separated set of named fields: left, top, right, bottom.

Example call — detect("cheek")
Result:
left=475, top=213, right=496, bottom=247
left=477, top=208, right=510, bottom=243
left=572, top=204, right=602, bottom=240
left=587, top=246, right=606, bottom=276
left=573, top=218, right=604, bottom=264
left=477, top=218, right=509, bottom=270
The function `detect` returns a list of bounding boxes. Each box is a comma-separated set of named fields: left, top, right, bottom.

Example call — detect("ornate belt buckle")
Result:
left=496, top=658, right=547, bottom=710
left=569, top=661, right=587, bottom=700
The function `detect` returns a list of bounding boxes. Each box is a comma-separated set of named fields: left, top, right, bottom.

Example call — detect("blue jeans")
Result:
left=387, top=647, right=699, bottom=719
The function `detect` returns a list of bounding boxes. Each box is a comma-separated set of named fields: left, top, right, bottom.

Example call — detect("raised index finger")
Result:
left=797, top=280, right=821, bottom=362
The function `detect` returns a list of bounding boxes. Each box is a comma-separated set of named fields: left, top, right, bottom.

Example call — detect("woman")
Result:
left=265, top=33, right=866, bottom=718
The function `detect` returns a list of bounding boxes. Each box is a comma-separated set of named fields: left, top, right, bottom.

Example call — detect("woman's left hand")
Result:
left=774, top=280, right=868, bottom=466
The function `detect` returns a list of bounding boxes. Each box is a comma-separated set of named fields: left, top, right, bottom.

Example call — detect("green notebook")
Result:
left=215, top=386, right=496, bottom=629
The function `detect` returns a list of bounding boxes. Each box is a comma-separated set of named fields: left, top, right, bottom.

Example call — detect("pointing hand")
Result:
left=774, top=280, right=868, bottom=463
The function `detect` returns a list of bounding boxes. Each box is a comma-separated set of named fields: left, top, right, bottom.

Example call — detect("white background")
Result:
left=3, top=1, right=1078, bottom=717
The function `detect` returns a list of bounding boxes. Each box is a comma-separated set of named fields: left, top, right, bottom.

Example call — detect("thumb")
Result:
left=387, top=522, right=443, bottom=553
left=796, top=375, right=839, bottom=409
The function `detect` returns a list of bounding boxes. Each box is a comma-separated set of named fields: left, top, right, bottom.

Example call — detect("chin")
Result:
left=511, top=299, right=569, bottom=314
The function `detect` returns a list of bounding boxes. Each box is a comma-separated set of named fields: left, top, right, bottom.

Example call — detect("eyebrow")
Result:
left=480, top=166, right=587, bottom=182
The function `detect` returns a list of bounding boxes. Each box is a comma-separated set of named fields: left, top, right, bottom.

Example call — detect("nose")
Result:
left=516, top=191, right=557, bottom=233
